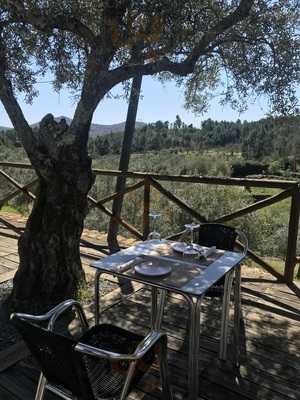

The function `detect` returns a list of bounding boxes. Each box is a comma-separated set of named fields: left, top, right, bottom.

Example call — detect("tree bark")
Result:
left=9, top=115, right=95, bottom=312
left=107, top=75, right=142, bottom=253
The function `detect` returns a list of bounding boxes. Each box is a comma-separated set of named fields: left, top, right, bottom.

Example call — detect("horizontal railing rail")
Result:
left=0, top=161, right=299, bottom=283
left=0, top=162, right=298, bottom=189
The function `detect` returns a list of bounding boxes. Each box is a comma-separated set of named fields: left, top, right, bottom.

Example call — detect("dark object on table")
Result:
left=196, top=223, right=238, bottom=297
left=11, top=299, right=173, bottom=400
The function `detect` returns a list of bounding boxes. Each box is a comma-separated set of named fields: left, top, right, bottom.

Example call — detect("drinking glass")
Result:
left=147, top=211, right=161, bottom=240
left=183, top=222, right=200, bottom=258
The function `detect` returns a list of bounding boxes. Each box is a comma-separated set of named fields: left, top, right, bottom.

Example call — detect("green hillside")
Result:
left=89, top=115, right=300, bottom=170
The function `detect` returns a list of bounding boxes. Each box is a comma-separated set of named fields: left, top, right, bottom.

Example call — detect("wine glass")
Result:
left=147, top=211, right=161, bottom=241
left=183, top=222, right=200, bottom=258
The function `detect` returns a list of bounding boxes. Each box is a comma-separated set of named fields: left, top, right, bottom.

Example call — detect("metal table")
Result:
left=91, top=239, right=244, bottom=400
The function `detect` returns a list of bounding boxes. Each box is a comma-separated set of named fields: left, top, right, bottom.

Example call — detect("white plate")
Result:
left=135, top=261, right=172, bottom=277
left=171, top=242, right=203, bottom=255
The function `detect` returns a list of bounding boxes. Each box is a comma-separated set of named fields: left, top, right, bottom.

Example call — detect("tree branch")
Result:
left=5, top=0, right=96, bottom=44
left=109, top=0, right=255, bottom=82
left=0, top=36, right=34, bottom=150
left=69, top=69, right=111, bottom=148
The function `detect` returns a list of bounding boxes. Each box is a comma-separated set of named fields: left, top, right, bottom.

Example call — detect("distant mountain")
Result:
left=0, top=126, right=11, bottom=132
left=0, top=116, right=146, bottom=136
left=30, top=116, right=146, bottom=137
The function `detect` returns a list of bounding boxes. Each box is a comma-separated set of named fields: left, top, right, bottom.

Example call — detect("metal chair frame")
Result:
left=11, top=299, right=173, bottom=400
left=196, top=223, right=248, bottom=362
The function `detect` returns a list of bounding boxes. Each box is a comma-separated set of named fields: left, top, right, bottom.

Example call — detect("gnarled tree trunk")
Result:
left=10, top=115, right=94, bottom=312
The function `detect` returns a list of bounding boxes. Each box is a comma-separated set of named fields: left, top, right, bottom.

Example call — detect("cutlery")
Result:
left=116, top=257, right=143, bottom=273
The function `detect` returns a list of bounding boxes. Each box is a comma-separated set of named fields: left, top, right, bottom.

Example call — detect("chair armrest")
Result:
left=133, top=330, right=164, bottom=359
left=11, top=299, right=89, bottom=331
left=236, top=229, right=248, bottom=258
left=75, top=330, right=164, bottom=361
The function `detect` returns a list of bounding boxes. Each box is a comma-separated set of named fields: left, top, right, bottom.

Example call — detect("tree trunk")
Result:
left=9, top=115, right=94, bottom=312
left=107, top=75, right=142, bottom=253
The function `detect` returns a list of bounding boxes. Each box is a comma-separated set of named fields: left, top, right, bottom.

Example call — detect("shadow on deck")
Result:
left=0, top=220, right=299, bottom=399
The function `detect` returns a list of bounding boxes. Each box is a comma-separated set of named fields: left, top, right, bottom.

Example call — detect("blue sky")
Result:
left=0, top=75, right=272, bottom=128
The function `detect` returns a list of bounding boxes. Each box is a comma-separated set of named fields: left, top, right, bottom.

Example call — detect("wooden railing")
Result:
left=0, top=161, right=299, bottom=283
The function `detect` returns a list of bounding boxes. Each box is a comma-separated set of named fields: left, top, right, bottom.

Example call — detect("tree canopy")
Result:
left=1, top=1, right=299, bottom=146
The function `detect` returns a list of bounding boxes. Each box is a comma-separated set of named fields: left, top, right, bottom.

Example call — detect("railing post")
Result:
left=284, top=186, right=300, bottom=283
left=143, top=177, right=150, bottom=240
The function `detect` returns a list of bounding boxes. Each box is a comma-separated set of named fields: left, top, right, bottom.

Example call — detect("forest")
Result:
left=87, top=115, right=300, bottom=176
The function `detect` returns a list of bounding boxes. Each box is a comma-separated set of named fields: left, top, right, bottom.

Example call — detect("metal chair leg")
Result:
left=35, top=373, right=47, bottom=400
left=157, top=337, right=173, bottom=400
left=233, top=264, right=242, bottom=365
left=120, top=361, right=138, bottom=400
left=94, top=270, right=102, bottom=325
left=183, top=295, right=202, bottom=400
left=219, top=271, right=234, bottom=361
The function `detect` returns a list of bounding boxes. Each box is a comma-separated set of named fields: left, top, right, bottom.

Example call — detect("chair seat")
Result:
left=79, top=324, right=156, bottom=399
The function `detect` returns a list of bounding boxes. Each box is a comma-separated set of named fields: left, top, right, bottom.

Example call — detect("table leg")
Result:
left=94, top=270, right=102, bottom=325
left=151, top=288, right=167, bottom=330
left=219, top=270, right=234, bottom=361
left=234, top=264, right=242, bottom=364
left=183, top=295, right=202, bottom=400
left=151, top=287, right=158, bottom=329
left=156, top=289, right=167, bottom=330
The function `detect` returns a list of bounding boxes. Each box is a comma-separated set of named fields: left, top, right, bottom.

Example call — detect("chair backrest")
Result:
left=11, top=315, right=94, bottom=400
left=195, top=223, right=237, bottom=251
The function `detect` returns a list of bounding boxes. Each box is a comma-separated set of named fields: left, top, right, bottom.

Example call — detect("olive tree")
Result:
left=0, top=0, right=299, bottom=309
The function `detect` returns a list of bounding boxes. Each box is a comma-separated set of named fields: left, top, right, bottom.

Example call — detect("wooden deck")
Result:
left=0, top=217, right=300, bottom=399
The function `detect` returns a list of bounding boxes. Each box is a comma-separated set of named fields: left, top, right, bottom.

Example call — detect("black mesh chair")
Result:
left=195, top=223, right=248, bottom=361
left=11, top=299, right=173, bottom=400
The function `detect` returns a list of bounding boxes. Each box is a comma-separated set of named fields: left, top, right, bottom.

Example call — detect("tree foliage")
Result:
left=0, top=0, right=299, bottom=127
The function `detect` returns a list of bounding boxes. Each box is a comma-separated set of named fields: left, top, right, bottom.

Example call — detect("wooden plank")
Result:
left=242, top=285, right=300, bottom=316
left=284, top=188, right=300, bottom=282
left=0, top=170, right=35, bottom=201
left=0, top=179, right=38, bottom=206
left=143, top=177, right=150, bottom=240
left=0, top=217, right=21, bottom=235
left=0, top=162, right=33, bottom=170
left=149, top=177, right=207, bottom=223
left=0, top=341, right=30, bottom=372
left=92, top=169, right=298, bottom=189
left=246, top=248, right=284, bottom=281
left=0, top=265, right=10, bottom=273
left=0, top=364, right=56, bottom=400
left=2, top=254, right=19, bottom=263
left=0, top=269, right=16, bottom=283
left=0, top=385, right=19, bottom=400
left=0, top=281, right=299, bottom=400
left=95, top=180, right=144, bottom=206
left=1, top=163, right=297, bottom=188
left=214, top=188, right=294, bottom=224
left=101, top=301, right=298, bottom=400
left=88, top=195, right=143, bottom=240
left=134, top=295, right=300, bottom=355
left=124, top=288, right=300, bottom=362
left=0, top=258, right=19, bottom=269
left=242, top=283, right=300, bottom=309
